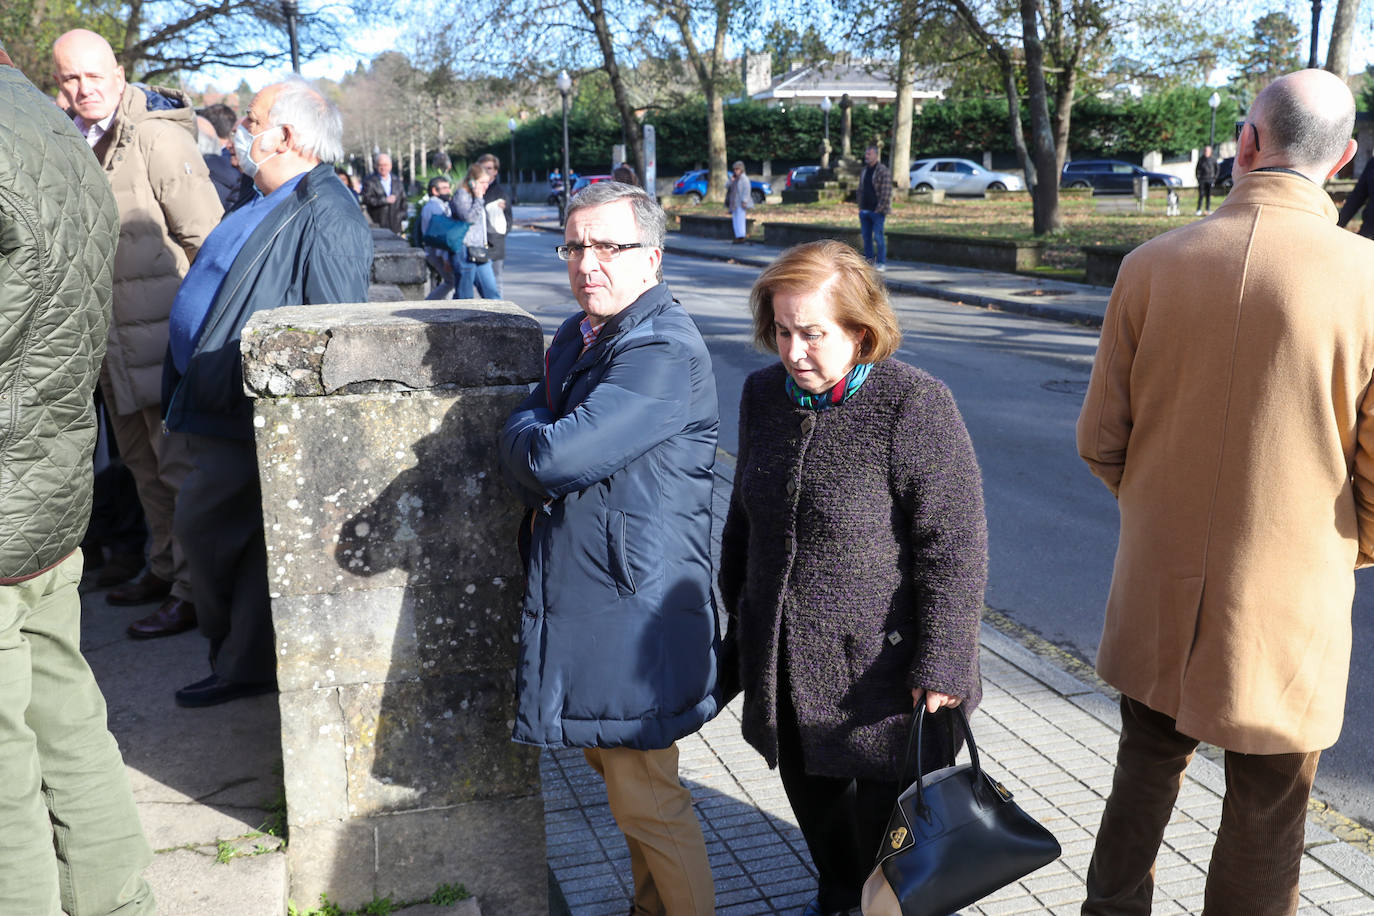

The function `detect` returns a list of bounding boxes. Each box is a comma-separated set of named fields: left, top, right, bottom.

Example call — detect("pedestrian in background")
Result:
left=199, top=101, right=255, bottom=212
left=1195, top=143, right=1218, bottom=216
left=1337, top=156, right=1374, bottom=238
left=52, top=29, right=222, bottom=639
left=857, top=145, right=891, bottom=271
left=725, top=159, right=752, bottom=243
left=477, top=152, right=513, bottom=296
left=420, top=174, right=455, bottom=300
left=1078, top=69, right=1374, bottom=914
left=361, top=152, right=405, bottom=233
left=719, top=239, right=986, bottom=916
left=163, top=78, right=371, bottom=708
left=0, top=41, right=155, bottom=914
left=499, top=182, right=721, bottom=916
left=451, top=162, right=497, bottom=299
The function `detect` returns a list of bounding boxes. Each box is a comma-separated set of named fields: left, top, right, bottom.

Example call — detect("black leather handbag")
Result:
left=860, top=705, right=1061, bottom=916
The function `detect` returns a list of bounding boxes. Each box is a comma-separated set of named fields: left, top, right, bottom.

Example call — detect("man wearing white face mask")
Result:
left=51, top=30, right=222, bottom=638
left=162, top=78, right=372, bottom=707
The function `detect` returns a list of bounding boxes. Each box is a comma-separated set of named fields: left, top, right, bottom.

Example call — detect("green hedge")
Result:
left=461, top=87, right=1242, bottom=174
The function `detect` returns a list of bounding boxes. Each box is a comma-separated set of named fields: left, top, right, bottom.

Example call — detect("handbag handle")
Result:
left=898, top=704, right=981, bottom=817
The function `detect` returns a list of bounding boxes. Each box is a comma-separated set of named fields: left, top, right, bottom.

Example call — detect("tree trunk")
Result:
left=1000, top=60, right=1034, bottom=190
left=1020, top=0, right=1062, bottom=234
left=890, top=28, right=916, bottom=191
left=584, top=0, right=646, bottom=183
left=705, top=83, right=728, bottom=203
left=1327, top=0, right=1360, bottom=79
left=1051, top=66, right=1077, bottom=172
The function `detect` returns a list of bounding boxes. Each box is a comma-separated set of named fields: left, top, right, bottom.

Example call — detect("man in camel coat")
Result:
left=1077, top=69, right=1374, bottom=914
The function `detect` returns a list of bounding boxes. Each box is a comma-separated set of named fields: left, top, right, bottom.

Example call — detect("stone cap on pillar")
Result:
left=241, top=302, right=543, bottom=398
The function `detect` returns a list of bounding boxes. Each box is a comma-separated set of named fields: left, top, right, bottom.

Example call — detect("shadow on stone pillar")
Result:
left=240, top=302, right=546, bottom=915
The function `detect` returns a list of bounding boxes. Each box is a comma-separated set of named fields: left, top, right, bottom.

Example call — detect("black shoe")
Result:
left=175, top=674, right=276, bottom=708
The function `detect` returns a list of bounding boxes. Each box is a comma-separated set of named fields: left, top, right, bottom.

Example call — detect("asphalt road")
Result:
left=497, top=218, right=1374, bottom=829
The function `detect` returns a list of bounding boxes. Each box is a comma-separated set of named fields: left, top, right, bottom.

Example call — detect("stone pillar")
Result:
left=370, top=228, right=429, bottom=301
left=240, top=302, right=546, bottom=916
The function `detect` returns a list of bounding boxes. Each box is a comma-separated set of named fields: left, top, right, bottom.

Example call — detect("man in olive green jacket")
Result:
left=0, top=43, right=155, bottom=915
left=53, top=30, right=223, bottom=637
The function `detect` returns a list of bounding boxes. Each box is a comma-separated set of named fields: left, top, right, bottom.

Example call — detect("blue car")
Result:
left=672, top=169, right=772, bottom=204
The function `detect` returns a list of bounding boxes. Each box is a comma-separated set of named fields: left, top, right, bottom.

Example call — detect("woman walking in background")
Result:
left=451, top=163, right=497, bottom=298
left=718, top=240, right=988, bottom=916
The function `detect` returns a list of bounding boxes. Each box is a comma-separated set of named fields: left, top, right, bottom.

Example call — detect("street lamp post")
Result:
left=557, top=70, right=572, bottom=227
left=281, top=0, right=301, bottom=74
left=821, top=95, right=832, bottom=146
left=1309, top=0, right=1323, bottom=68
left=508, top=117, right=518, bottom=205
left=1208, top=91, right=1221, bottom=148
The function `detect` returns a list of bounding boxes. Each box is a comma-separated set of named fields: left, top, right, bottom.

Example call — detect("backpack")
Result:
left=421, top=213, right=471, bottom=253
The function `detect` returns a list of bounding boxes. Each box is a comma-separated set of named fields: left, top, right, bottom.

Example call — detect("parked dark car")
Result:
left=786, top=165, right=821, bottom=190
left=672, top=169, right=772, bottom=204
left=1216, top=157, right=1235, bottom=190
left=1061, top=159, right=1184, bottom=193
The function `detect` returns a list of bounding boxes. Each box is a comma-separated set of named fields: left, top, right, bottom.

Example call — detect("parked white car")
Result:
left=909, top=158, right=1025, bottom=195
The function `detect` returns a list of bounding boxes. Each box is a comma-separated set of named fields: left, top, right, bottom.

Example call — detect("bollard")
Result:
left=241, top=301, right=546, bottom=915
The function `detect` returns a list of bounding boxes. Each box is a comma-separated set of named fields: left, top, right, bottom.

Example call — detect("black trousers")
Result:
left=776, top=666, right=903, bottom=914
left=173, top=434, right=275, bottom=684
left=1196, top=180, right=1214, bottom=211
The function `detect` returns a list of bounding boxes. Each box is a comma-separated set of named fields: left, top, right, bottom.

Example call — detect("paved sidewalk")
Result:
left=543, top=464, right=1374, bottom=916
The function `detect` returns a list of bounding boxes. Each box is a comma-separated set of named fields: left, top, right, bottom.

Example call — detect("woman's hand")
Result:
left=912, top=687, right=962, bottom=714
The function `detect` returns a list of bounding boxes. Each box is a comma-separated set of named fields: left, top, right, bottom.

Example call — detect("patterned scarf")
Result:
left=785, top=362, right=873, bottom=410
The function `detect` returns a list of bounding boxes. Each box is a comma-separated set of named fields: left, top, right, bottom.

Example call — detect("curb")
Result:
left=526, top=220, right=1103, bottom=327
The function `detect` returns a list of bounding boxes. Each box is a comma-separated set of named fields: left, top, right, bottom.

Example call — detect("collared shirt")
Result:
left=579, top=316, right=600, bottom=353
left=74, top=111, right=116, bottom=148
left=380, top=174, right=393, bottom=195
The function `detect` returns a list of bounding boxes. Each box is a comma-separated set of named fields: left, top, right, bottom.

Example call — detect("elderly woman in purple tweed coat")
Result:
left=718, top=240, right=988, bottom=916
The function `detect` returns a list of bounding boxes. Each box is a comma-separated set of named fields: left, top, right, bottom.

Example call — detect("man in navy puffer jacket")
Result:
left=500, top=182, right=721, bottom=915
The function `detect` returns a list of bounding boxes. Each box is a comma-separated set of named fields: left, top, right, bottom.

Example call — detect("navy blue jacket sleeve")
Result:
left=302, top=216, right=373, bottom=304
left=500, top=334, right=691, bottom=498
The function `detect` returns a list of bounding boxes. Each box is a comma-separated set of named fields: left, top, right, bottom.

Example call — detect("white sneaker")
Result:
left=1195, top=209, right=1203, bottom=216
left=875, top=264, right=886, bottom=273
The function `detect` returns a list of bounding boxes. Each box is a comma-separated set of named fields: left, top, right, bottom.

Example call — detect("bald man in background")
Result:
left=1078, top=69, right=1374, bottom=914
left=52, top=30, right=222, bottom=642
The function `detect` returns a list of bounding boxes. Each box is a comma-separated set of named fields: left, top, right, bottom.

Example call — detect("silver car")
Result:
left=909, top=158, right=1025, bottom=195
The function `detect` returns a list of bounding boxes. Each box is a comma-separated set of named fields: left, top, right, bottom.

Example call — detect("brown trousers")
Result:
left=101, top=376, right=193, bottom=600
left=582, top=744, right=714, bottom=916
left=1083, top=695, right=1319, bottom=916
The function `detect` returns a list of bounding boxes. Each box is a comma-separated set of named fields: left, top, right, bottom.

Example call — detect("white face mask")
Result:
left=232, top=123, right=282, bottom=178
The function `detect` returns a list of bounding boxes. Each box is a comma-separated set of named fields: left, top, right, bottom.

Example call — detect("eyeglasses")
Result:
left=556, top=242, right=645, bottom=261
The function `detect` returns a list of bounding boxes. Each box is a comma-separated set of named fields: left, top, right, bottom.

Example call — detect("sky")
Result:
left=190, top=0, right=1374, bottom=96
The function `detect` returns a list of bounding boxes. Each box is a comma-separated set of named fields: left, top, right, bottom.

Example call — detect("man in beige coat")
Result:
left=1077, top=69, right=1374, bottom=915
left=53, top=30, right=222, bottom=639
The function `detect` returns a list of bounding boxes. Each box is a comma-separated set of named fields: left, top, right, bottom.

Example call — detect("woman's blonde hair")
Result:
left=749, top=240, right=901, bottom=363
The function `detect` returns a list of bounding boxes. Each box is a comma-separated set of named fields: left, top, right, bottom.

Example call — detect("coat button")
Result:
left=800, top=415, right=816, bottom=433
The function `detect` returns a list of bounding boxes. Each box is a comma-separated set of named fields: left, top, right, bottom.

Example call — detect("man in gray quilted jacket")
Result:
left=0, top=44, right=155, bottom=914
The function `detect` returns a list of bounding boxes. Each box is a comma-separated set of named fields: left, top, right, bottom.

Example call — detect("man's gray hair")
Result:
left=1254, top=76, right=1355, bottom=169
left=566, top=181, right=666, bottom=249
left=269, top=78, right=343, bottom=164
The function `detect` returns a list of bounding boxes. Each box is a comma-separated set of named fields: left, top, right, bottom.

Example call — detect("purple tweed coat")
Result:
left=718, top=360, right=987, bottom=782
